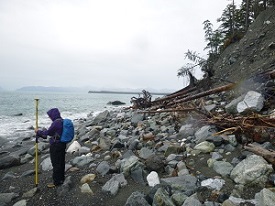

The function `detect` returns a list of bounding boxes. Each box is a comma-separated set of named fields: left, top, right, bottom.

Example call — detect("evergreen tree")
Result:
left=177, top=50, right=205, bottom=86
left=203, top=20, right=223, bottom=54
left=217, top=4, right=238, bottom=40
left=202, top=20, right=223, bottom=77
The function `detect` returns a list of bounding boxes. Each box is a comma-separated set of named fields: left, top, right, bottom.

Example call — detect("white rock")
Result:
left=80, top=174, right=96, bottom=184
left=66, top=141, right=81, bottom=154
left=201, top=178, right=225, bottom=190
left=40, top=157, right=52, bottom=171
left=237, top=91, right=264, bottom=113
left=194, top=141, right=215, bottom=153
left=80, top=183, right=94, bottom=194
left=147, top=171, right=160, bottom=187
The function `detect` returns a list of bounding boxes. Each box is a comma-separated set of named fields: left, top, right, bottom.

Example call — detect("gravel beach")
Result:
left=1, top=87, right=275, bottom=206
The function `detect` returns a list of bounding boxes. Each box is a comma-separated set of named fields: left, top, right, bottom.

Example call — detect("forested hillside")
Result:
left=213, top=6, right=275, bottom=86
left=178, top=0, right=275, bottom=89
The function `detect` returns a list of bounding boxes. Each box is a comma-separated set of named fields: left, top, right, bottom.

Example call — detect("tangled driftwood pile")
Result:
left=130, top=90, right=152, bottom=109
left=129, top=70, right=275, bottom=166
left=131, top=69, right=275, bottom=141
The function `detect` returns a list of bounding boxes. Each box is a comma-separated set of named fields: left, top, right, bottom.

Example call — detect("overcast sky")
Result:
left=0, top=0, right=242, bottom=91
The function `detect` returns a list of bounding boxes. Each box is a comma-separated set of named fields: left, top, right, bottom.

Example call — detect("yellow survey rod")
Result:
left=35, top=98, right=39, bottom=187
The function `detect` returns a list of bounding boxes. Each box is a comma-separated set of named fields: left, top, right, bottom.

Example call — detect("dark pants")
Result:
left=50, top=142, right=66, bottom=185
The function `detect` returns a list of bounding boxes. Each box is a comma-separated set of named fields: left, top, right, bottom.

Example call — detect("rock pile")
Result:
left=0, top=88, right=275, bottom=206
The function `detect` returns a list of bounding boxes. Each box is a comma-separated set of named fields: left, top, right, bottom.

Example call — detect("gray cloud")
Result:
left=0, top=0, right=242, bottom=91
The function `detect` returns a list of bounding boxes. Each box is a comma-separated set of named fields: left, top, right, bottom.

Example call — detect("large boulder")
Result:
left=237, top=91, right=264, bottom=114
left=255, top=188, right=275, bottom=206
left=120, top=155, right=140, bottom=175
left=178, top=124, right=196, bottom=137
left=125, top=191, right=150, bottom=206
left=153, top=187, right=175, bottom=206
left=161, top=175, right=198, bottom=196
left=86, top=110, right=110, bottom=126
left=230, top=155, right=273, bottom=186
left=212, top=161, right=234, bottom=177
left=131, top=112, right=144, bottom=125
left=107, top=100, right=126, bottom=106
left=102, top=173, right=127, bottom=195
left=0, top=193, right=19, bottom=206
left=194, top=125, right=217, bottom=143
left=0, top=155, right=21, bottom=169
left=225, top=95, right=245, bottom=114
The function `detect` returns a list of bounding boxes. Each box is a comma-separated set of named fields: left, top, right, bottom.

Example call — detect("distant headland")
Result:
left=10, top=86, right=170, bottom=95
left=88, top=90, right=169, bottom=95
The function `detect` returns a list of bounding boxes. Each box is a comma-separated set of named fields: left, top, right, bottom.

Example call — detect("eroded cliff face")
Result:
left=213, top=7, right=275, bottom=87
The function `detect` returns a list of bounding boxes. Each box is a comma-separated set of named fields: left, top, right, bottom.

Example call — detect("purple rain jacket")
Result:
left=36, top=108, right=63, bottom=142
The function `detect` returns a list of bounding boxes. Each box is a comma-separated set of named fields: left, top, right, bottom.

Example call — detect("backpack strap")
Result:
left=53, top=118, right=63, bottom=141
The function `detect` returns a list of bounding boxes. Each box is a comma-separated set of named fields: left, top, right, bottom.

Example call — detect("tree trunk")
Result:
left=245, top=0, right=250, bottom=31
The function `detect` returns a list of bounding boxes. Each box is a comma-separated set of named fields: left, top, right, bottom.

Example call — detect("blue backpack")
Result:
left=60, top=119, right=74, bottom=143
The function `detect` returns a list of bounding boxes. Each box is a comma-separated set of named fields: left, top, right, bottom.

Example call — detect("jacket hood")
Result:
left=47, top=108, right=61, bottom=121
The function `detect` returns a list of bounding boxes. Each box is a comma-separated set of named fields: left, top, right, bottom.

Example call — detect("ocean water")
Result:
left=0, top=91, right=162, bottom=140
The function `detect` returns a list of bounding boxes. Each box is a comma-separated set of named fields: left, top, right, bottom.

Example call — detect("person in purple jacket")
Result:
left=35, top=108, right=66, bottom=188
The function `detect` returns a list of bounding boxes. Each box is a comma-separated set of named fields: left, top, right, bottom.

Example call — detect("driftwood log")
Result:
left=244, top=144, right=275, bottom=165
left=138, top=108, right=198, bottom=114
left=151, top=86, right=197, bottom=105
left=167, top=83, right=236, bottom=107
